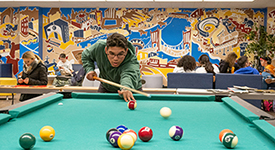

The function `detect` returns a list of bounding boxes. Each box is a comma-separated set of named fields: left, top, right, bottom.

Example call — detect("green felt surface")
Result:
left=9, top=94, right=63, bottom=118
left=0, top=113, right=11, bottom=125
left=0, top=93, right=274, bottom=150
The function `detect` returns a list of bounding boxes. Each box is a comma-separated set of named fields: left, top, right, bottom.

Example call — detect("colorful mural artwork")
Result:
left=0, top=7, right=273, bottom=85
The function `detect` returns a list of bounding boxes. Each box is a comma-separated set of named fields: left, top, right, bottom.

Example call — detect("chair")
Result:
left=0, top=64, right=13, bottom=77
left=167, top=73, right=213, bottom=89
left=72, top=64, right=83, bottom=72
left=142, top=74, right=163, bottom=88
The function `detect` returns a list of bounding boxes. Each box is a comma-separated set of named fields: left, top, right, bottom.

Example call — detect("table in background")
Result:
left=0, top=78, right=17, bottom=100
left=0, top=93, right=274, bottom=150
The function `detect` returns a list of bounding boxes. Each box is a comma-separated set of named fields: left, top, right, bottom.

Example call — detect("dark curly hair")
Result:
left=198, top=54, right=214, bottom=73
left=106, top=33, right=128, bottom=51
left=177, top=55, right=196, bottom=71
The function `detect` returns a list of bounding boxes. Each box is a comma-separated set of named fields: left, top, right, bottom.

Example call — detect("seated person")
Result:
left=0, top=55, right=3, bottom=64
left=234, top=56, right=259, bottom=74
left=56, top=53, right=73, bottom=76
left=219, top=52, right=240, bottom=73
left=196, top=54, right=220, bottom=74
left=173, top=55, right=196, bottom=73
left=71, top=52, right=86, bottom=86
left=18, top=51, right=48, bottom=101
left=260, top=56, right=275, bottom=89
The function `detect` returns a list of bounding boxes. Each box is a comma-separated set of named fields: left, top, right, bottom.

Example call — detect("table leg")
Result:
left=12, top=93, right=14, bottom=105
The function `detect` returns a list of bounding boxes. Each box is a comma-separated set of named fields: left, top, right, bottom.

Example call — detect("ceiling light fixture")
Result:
left=203, top=0, right=254, bottom=2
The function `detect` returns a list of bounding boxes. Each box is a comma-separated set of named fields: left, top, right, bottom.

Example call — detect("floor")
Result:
left=0, top=94, right=275, bottom=117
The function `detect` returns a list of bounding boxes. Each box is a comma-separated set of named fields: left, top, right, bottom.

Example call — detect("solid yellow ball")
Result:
left=39, top=126, right=55, bottom=142
left=117, top=133, right=135, bottom=150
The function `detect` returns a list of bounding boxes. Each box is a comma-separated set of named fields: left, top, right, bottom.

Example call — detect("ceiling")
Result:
left=0, top=0, right=274, bottom=8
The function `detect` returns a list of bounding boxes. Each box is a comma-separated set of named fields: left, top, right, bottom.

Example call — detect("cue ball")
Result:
left=58, top=102, right=63, bottom=106
left=222, top=133, right=238, bottom=149
left=160, top=107, right=172, bottom=118
left=169, top=126, right=184, bottom=141
left=19, top=133, right=36, bottom=149
left=39, top=126, right=55, bottom=142
left=127, top=101, right=137, bottom=110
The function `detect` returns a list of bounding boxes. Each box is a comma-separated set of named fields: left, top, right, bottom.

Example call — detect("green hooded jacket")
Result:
left=82, top=40, right=142, bottom=92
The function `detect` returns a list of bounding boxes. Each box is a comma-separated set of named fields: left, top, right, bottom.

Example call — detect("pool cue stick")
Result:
left=93, top=76, right=151, bottom=98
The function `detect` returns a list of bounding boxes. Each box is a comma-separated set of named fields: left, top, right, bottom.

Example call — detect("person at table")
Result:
left=71, top=52, right=86, bottom=86
left=219, top=52, right=240, bottom=73
left=56, top=53, right=73, bottom=76
left=82, top=33, right=142, bottom=102
left=18, top=51, right=48, bottom=101
left=196, top=54, right=220, bottom=74
left=260, top=56, right=275, bottom=88
left=234, top=56, right=259, bottom=74
left=173, top=55, right=196, bottom=73
left=0, top=55, right=3, bottom=64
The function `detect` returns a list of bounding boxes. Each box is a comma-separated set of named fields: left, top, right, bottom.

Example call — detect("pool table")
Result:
left=0, top=93, right=275, bottom=150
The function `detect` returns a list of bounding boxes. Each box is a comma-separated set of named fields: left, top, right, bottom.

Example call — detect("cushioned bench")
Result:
left=215, top=73, right=263, bottom=89
left=215, top=73, right=263, bottom=108
left=167, top=73, right=213, bottom=89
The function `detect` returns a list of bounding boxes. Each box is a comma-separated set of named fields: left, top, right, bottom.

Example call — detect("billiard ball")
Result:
left=106, top=128, right=120, bottom=142
left=138, top=126, right=153, bottom=142
left=169, top=125, right=184, bottom=141
left=19, top=133, right=36, bottom=149
left=109, top=131, right=122, bottom=147
left=39, top=126, right=55, bottom=142
left=160, top=107, right=172, bottom=118
left=127, top=101, right=137, bottom=110
left=222, top=133, right=238, bottom=149
left=219, top=129, right=233, bottom=143
left=118, top=133, right=135, bottom=150
left=116, top=125, right=128, bottom=133
left=123, top=129, right=137, bottom=142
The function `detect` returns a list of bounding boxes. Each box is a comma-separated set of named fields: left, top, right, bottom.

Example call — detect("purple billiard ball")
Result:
left=109, top=131, right=122, bottom=147
left=169, top=126, right=184, bottom=141
left=106, top=128, right=119, bottom=142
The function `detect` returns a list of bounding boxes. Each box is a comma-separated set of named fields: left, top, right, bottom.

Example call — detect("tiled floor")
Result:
left=0, top=94, right=275, bottom=117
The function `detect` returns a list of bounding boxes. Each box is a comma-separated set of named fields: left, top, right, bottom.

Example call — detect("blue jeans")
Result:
left=262, top=72, right=275, bottom=89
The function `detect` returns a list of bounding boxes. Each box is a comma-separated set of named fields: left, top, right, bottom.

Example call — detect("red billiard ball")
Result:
left=127, top=101, right=137, bottom=110
left=138, top=126, right=153, bottom=142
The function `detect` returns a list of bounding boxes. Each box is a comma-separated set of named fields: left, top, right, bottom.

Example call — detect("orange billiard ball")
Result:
left=219, top=129, right=233, bottom=143
left=39, top=126, right=55, bottom=142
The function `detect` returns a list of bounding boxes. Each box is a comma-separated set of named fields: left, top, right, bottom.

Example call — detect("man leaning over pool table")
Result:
left=82, top=33, right=142, bottom=102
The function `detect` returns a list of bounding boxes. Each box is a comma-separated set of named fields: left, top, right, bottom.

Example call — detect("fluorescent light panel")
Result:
left=13, top=0, right=59, bottom=2
left=204, top=0, right=254, bottom=1
left=59, top=0, right=105, bottom=1
left=107, top=0, right=152, bottom=1
left=155, top=0, right=202, bottom=1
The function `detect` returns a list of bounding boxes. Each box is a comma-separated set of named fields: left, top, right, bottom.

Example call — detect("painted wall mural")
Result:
left=0, top=7, right=272, bottom=86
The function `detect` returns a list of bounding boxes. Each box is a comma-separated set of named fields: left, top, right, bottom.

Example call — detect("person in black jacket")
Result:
left=71, top=52, right=86, bottom=86
left=18, top=51, right=48, bottom=101
left=219, top=52, right=239, bottom=73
